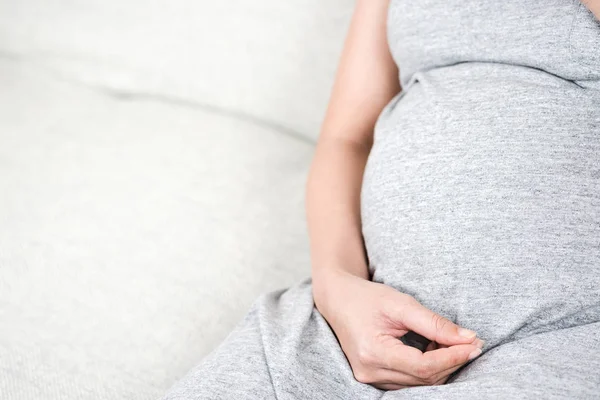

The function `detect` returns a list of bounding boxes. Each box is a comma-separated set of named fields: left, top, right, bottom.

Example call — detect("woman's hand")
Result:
left=313, top=269, right=484, bottom=391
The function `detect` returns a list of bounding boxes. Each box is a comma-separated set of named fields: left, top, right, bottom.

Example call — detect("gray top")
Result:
left=388, top=0, right=600, bottom=89
left=362, top=0, right=600, bottom=344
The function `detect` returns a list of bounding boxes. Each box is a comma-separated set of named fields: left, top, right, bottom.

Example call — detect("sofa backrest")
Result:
left=0, top=0, right=354, bottom=141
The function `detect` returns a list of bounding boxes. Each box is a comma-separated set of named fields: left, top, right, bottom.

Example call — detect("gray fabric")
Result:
left=163, top=1, right=600, bottom=398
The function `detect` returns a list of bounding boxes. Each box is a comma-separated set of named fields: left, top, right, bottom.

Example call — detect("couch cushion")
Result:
left=0, top=0, right=353, bottom=141
left=0, top=59, right=313, bottom=399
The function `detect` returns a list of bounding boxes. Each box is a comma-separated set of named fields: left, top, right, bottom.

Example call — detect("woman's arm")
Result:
left=306, top=0, right=399, bottom=305
left=305, top=0, right=483, bottom=391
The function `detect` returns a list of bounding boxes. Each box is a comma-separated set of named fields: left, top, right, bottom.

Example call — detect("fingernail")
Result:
left=468, top=348, right=482, bottom=360
left=458, top=328, right=477, bottom=339
left=473, top=338, right=485, bottom=349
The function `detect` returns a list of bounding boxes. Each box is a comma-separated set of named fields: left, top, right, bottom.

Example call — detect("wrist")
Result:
left=311, top=265, right=368, bottom=317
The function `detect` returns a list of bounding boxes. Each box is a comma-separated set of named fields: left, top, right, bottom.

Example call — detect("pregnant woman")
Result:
left=165, top=1, right=600, bottom=398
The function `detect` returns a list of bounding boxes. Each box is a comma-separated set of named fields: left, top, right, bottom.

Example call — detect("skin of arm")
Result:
left=306, top=0, right=400, bottom=308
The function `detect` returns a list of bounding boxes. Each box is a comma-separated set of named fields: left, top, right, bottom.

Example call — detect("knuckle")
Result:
left=353, top=368, right=374, bottom=384
left=356, top=347, right=376, bottom=366
left=448, top=348, right=467, bottom=366
left=453, top=351, right=466, bottom=365
left=414, top=361, right=435, bottom=380
left=431, top=314, right=452, bottom=336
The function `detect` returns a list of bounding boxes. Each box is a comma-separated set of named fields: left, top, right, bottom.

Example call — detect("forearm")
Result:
left=305, top=0, right=400, bottom=310
left=306, top=136, right=371, bottom=305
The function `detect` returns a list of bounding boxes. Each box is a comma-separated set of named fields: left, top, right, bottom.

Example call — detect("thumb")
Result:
left=394, top=296, right=478, bottom=345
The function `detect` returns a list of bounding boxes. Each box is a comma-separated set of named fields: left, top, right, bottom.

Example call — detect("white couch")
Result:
left=0, top=1, right=353, bottom=398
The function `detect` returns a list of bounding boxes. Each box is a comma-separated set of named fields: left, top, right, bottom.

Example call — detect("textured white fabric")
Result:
left=0, top=0, right=353, bottom=141
left=0, top=1, right=345, bottom=397
left=0, top=59, right=312, bottom=399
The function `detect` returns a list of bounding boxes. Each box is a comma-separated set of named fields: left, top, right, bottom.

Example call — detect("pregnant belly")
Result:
left=360, top=63, right=600, bottom=345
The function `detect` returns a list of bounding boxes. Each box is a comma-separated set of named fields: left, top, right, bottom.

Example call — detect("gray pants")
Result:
left=162, top=280, right=600, bottom=399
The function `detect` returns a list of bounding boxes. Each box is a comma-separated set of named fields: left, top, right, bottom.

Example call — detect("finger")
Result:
left=419, top=344, right=482, bottom=373
left=382, top=341, right=482, bottom=381
left=377, top=353, right=463, bottom=387
left=428, top=340, right=485, bottom=383
left=432, top=375, right=450, bottom=386
left=390, top=297, right=478, bottom=345
left=428, top=356, right=472, bottom=384
left=373, top=383, right=407, bottom=391
left=370, top=368, right=424, bottom=387
left=438, top=338, right=485, bottom=349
